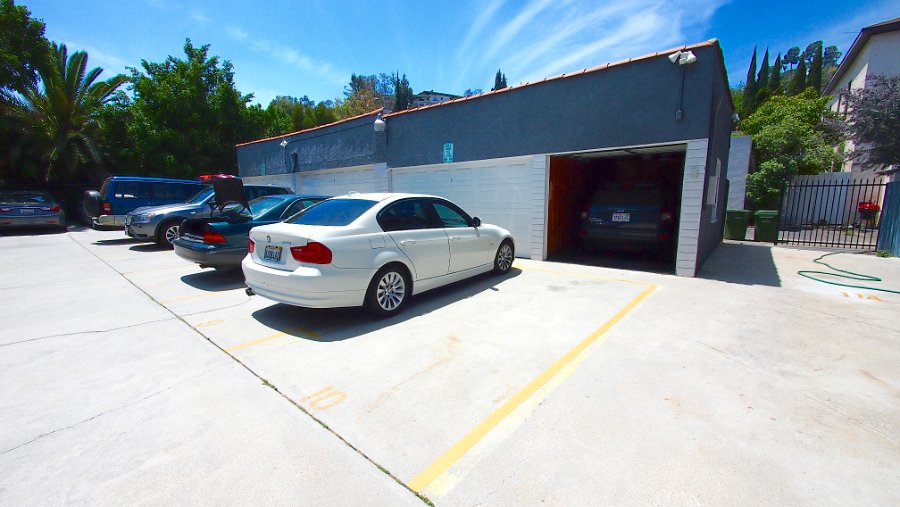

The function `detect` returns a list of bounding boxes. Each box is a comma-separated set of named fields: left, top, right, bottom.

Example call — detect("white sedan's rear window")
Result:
left=286, top=199, right=377, bottom=226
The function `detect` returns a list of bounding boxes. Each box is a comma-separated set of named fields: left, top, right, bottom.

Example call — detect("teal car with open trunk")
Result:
left=172, top=194, right=327, bottom=269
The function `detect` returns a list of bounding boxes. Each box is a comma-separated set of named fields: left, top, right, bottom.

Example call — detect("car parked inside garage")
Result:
left=243, top=193, right=515, bottom=316
left=579, top=183, right=677, bottom=254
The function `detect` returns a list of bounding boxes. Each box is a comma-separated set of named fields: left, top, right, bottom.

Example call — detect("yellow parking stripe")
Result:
left=223, top=326, right=321, bottom=353
left=408, top=283, right=657, bottom=493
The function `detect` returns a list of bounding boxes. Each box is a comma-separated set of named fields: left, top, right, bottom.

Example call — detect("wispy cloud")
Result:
left=65, top=41, right=130, bottom=77
left=224, top=28, right=347, bottom=88
left=225, top=26, right=249, bottom=41
left=190, top=10, right=210, bottom=25
left=453, top=0, right=725, bottom=90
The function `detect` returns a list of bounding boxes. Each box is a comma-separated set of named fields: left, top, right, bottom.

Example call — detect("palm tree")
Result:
left=5, top=43, right=127, bottom=182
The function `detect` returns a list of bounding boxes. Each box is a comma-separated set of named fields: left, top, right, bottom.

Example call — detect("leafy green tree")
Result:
left=808, top=42, right=823, bottom=92
left=740, top=89, right=842, bottom=208
left=783, top=46, right=800, bottom=70
left=392, top=72, right=413, bottom=111
left=5, top=43, right=126, bottom=183
left=823, top=46, right=842, bottom=67
left=788, top=58, right=807, bottom=96
left=741, top=47, right=758, bottom=118
left=730, top=86, right=744, bottom=118
left=0, top=0, right=48, bottom=96
left=801, top=41, right=821, bottom=65
left=492, top=69, right=507, bottom=91
left=768, top=54, right=782, bottom=93
left=837, top=75, right=900, bottom=168
left=124, top=39, right=258, bottom=178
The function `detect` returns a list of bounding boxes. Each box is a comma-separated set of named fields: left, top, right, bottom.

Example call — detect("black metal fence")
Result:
left=777, top=175, right=886, bottom=249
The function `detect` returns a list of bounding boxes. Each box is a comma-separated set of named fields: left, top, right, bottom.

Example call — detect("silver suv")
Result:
left=125, top=185, right=290, bottom=247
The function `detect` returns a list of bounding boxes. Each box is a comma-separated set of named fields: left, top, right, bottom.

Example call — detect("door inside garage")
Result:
left=547, top=147, right=685, bottom=272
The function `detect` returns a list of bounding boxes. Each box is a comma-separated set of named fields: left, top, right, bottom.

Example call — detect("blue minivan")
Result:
left=84, top=176, right=207, bottom=227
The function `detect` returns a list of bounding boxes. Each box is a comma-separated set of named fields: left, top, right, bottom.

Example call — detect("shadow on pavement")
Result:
left=548, top=249, right=675, bottom=274
left=92, top=238, right=141, bottom=246
left=181, top=268, right=245, bottom=292
left=0, top=225, right=68, bottom=236
left=251, top=268, right=523, bottom=343
left=129, top=243, right=169, bottom=252
left=698, top=241, right=781, bottom=287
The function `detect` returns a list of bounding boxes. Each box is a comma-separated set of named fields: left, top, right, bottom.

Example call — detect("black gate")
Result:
left=777, top=176, right=886, bottom=248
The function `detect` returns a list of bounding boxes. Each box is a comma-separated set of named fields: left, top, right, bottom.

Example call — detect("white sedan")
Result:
left=242, top=193, right=515, bottom=316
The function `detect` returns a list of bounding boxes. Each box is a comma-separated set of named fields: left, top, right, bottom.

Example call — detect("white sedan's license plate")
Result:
left=612, top=212, right=630, bottom=222
left=263, top=245, right=282, bottom=262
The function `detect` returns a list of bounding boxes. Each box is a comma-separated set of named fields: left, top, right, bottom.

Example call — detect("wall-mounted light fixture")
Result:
left=279, top=139, right=288, bottom=148
left=670, top=50, right=699, bottom=121
left=373, top=113, right=386, bottom=132
left=668, top=50, right=697, bottom=66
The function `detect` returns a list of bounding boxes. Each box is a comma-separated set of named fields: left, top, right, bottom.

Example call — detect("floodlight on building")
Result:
left=669, top=50, right=698, bottom=65
left=374, top=113, right=386, bottom=132
left=279, top=139, right=288, bottom=148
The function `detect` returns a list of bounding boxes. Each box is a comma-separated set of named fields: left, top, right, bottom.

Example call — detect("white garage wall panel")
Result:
left=676, top=139, right=709, bottom=277
left=297, top=165, right=379, bottom=196
left=392, top=156, right=539, bottom=257
left=241, top=174, right=295, bottom=191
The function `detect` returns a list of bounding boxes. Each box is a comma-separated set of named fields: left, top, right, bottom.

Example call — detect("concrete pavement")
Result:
left=1, top=228, right=899, bottom=505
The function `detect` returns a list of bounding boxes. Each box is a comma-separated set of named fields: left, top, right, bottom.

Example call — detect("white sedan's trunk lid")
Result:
left=249, top=222, right=317, bottom=271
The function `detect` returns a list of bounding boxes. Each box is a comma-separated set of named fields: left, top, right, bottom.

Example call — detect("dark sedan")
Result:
left=0, top=191, right=66, bottom=231
left=173, top=194, right=327, bottom=269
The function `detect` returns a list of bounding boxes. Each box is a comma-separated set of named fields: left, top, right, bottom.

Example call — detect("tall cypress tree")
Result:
left=756, top=48, right=770, bottom=88
left=788, top=58, right=807, bottom=95
left=492, top=69, right=507, bottom=91
left=768, top=54, right=782, bottom=93
left=741, top=46, right=758, bottom=118
left=808, top=43, right=823, bottom=92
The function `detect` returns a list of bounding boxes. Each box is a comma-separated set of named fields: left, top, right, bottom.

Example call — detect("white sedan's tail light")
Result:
left=290, top=241, right=332, bottom=264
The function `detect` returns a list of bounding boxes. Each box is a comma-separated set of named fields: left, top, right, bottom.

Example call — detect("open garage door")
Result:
left=548, top=147, right=685, bottom=273
left=392, top=158, right=534, bottom=256
left=298, top=167, right=377, bottom=196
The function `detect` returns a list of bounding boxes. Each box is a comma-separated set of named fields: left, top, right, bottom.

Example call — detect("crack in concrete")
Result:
left=69, top=233, right=432, bottom=506
left=0, top=317, right=176, bottom=348
left=1, top=363, right=229, bottom=455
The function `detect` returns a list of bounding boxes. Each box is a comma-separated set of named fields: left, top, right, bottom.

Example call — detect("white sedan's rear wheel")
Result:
left=366, top=266, right=410, bottom=317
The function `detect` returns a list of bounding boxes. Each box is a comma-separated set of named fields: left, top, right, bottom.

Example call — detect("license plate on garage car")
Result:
left=263, top=245, right=282, bottom=262
left=612, top=212, right=630, bottom=222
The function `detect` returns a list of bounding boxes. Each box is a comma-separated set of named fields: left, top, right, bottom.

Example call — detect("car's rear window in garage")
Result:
left=285, top=198, right=377, bottom=226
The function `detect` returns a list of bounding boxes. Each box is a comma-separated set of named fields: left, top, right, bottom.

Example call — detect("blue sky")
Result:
left=26, top=0, right=899, bottom=105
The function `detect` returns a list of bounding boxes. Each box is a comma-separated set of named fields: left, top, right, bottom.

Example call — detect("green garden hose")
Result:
left=798, top=251, right=900, bottom=294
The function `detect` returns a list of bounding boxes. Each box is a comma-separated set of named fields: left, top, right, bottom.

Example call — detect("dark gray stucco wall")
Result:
left=237, top=112, right=382, bottom=177
left=697, top=49, right=735, bottom=270
left=383, top=44, right=725, bottom=168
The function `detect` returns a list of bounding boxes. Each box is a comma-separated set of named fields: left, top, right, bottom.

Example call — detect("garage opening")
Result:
left=547, top=146, right=686, bottom=273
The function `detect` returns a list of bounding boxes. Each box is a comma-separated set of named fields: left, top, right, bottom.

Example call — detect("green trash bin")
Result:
left=753, top=210, right=779, bottom=243
left=724, top=210, right=752, bottom=240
